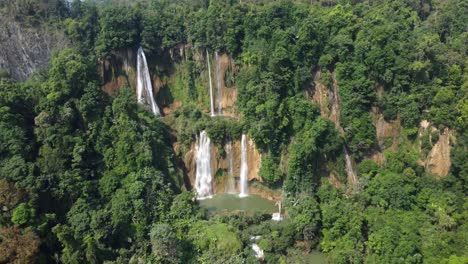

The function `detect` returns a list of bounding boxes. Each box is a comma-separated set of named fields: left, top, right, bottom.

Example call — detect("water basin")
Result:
left=198, top=194, right=277, bottom=215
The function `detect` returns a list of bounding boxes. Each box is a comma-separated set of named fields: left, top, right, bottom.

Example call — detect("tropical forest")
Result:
left=0, top=0, right=467, bottom=263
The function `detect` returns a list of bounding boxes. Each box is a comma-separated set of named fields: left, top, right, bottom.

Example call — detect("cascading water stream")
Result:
left=225, top=141, right=236, bottom=193
left=206, top=50, right=215, bottom=116
left=195, top=131, right=213, bottom=199
left=137, top=47, right=161, bottom=116
left=239, top=134, right=249, bottom=197
left=215, top=51, right=222, bottom=115
left=343, top=147, right=357, bottom=183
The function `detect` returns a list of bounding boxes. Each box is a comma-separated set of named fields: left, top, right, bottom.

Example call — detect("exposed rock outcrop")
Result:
left=100, top=48, right=239, bottom=117
left=369, top=106, right=401, bottom=165
left=0, top=18, right=68, bottom=81
left=418, top=120, right=453, bottom=177
left=216, top=53, right=238, bottom=117
left=100, top=48, right=136, bottom=95
left=309, top=71, right=342, bottom=133
left=426, top=128, right=452, bottom=177
left=308, top=70, right=358, bottom=186
left=248, top=185, right=282, bottom=202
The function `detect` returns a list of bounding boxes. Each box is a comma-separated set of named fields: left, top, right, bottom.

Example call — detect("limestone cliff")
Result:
left=418, top=121, right=453, bottom=177
left=215, top=53, right=238, bottom=117
left=0, top=18, right=68, bottom=81
left=100, top=48, right=137, bottom=95
left=101, top=48, right=238, bottom=117
left=309, top=71, right=342, bottom=133
left=369, top=106, right=402, bottom=165
left=426, top=128, right=452, bottom=177
left=308, top=70, right=358, bottom=185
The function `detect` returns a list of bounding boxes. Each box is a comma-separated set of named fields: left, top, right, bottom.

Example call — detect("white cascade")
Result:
left=272, top=201, right=283, bottom=221
left=250, top=236, right=264, bottom=259
left=343, top=147, right=357, bottom=183
left=215, top=51, right=222, bottom=115
left=225, top=141, right=236, bottom=193
left=137, top=47, right=161, bottom=116
left=252, top=244, right=264, bottom=259
left=206, top=50, right=215, bottom=116
left=239, top=134, right=249, bottom=197
left=195, top=131, right=213, bottom=199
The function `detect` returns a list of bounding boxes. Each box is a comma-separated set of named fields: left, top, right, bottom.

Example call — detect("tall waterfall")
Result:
left=224, top=141, right=236, bottom=193
left=239, top=134, right=249, bottom=197
left=137, top=47, right=161, bottom=116
left=343, top=147, right=357, bottom=183
left=206, top=50, right=215, bottom=116
left=195, top=131, right=213, bottom=199
left=215, top=51, right=222, bottom=115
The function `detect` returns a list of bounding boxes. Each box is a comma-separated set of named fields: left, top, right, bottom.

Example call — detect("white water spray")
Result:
left=206, top=50, right=215, bottom=116
left=343, top=147, right=357, bottom=183
left=239, top=134, right=249, bottom=197
left=215, top=51, right=222, bottom=115
left=272, top=201, right=283, bottom=221
left=225, top=141, right=236, bottom=193
left=137, top=47, right=161, bottom=116
left=252, top=244, right=264, bottom=259
left=195, top=131, right=213, bottom=199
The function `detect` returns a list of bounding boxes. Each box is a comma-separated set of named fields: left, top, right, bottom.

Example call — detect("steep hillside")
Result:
left=0, top=8, right=68, bottom=80
left=0, top=1, right=466, bottom=263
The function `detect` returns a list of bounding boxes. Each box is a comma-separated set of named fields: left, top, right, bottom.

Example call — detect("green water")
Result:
left=198, top=194, right=277, bottom=215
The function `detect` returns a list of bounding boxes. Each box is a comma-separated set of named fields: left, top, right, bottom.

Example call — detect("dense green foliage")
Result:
left=0, top=0, right=467, bottom=263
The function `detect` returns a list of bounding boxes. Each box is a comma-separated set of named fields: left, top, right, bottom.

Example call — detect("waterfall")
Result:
left=272, top=201, right=283, bottom=221
left=215, top=51, right=222, bottom=115
left=343, top=147, right=357, bottom=183
left=250, top=236, right=264, bottom=259
left=206, top=50, right=215, bottom=116
left=252, top=244, right=264, bottom=259
left=225, top=141, right=236, bottom=193
left=239, top=134, right=249, bottom=197
left=195, top=131, right=213, bottom=199
left=137, top=47, right=161, bottom=116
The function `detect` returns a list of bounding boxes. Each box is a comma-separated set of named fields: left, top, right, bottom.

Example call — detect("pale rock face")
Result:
left=0, top=18, right=68, bottom=81
left=417, top=121, right=453, bottom=177
left=213, top=53, right=238, bottom=117
left=426, top=128, right=452, bottom=177
left=420, top=120, right=431, bottom=130
left=308, top=70, right=358, bottom=185
left=100, top=48, right=136, bottom=95
left=369, top=107, right=401, bottom=166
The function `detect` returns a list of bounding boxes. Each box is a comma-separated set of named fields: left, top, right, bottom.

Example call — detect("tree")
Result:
left=11, top=203, right=35, bottom=226
left=0, top=226, right=40, bottom=264
left=150, top=224, right=181, bottom=264
left=95, top=6, right=140, bottom=55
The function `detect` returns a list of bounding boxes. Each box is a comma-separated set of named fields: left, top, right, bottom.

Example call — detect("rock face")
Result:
left=426, top=128, right=452, bottom=177
left=308, top=70, right=358, bottom=185
left=418, top=120, right=453, bottom=177
left=100, top=48, right=238, bottom=117
left=216, top=53, right=238, bottom=117
left=370, top=106, right=402, bottom=165
left=100, top=48, right=137, bottom=95
left=309, top=71, right=342, bottom=133
left=182, top=134, right=262, bottom=195
left=0, top=18, right=68, bottom=81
